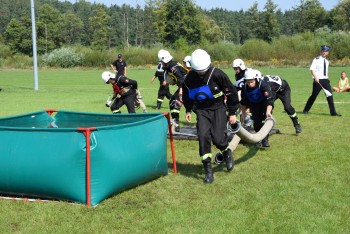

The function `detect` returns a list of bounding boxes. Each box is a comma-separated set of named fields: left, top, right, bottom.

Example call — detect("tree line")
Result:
left=1, top=0, right=350, bottom=67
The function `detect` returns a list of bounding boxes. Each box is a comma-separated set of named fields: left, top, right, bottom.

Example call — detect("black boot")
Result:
left=154, top=101, right=162, bottom=110
left=222, top=148, right=234, bottom=171
left=291, top=116, right=302, bottom=134
left=174, top=118, right=180, bottom=132
left=202, top=159, right=214, bottom=183
left=261, top=136, right=270, bottom=147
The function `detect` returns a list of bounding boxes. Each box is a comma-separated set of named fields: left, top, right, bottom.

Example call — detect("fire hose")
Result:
left=214, top=117, right=276, bottom=164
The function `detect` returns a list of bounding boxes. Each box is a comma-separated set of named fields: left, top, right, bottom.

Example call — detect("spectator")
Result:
left=332, top=71, right=350, bottom=92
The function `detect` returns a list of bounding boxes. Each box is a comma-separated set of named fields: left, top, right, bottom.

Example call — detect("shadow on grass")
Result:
left=167, top=143, right=262, bottom=180
left=235, top=143, right=260, bottom=165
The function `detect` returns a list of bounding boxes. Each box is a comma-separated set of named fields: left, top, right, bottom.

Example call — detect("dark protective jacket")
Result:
left=241, top=79, right=274, bottom=107
left=182, top=67, right=240, bottom=115
left=164, top=60, right=187, bottom=88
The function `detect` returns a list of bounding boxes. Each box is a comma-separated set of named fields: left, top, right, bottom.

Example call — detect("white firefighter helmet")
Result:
left=190, top=49, right=211, bottom=72
left=156, top=62, right=164, bottom=72
left=158, top=49, right=173, bottom=63
left=232, top=58, right=246, bottom=70
left=183, top=55, right=191, bottom=68
left=101, top=71, right=116, bottom=83
left=244, top=69, right=261, bottom=80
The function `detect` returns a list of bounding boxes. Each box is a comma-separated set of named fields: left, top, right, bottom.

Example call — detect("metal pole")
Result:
left=31, top=0, right=39, bottom=91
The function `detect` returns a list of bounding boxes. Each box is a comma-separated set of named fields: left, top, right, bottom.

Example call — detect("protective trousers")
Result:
left=169, top=88, right=182, bottom=120
left=196, top=106, right=229, bottom=156
left=275, top=81, right=295, bottom=115
left=110, top=92, right=136, bottom=113
left=250, top=103, right=268, bottom=133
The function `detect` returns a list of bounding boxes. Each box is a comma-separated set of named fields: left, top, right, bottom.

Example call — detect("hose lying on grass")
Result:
left=214, top=117, right=276, bottom=164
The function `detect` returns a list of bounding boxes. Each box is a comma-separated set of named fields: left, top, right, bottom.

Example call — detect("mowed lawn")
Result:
left=0, top=67, right=349, bottom=233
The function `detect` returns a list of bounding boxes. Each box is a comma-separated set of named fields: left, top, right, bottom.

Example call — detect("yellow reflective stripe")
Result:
left=213, top=91, right=223, bottom=98
left=200, top=153, right=212, bottom=161
left=112, top=110, right=121, bottom=113
left=157, top=99, right=164, bottom=102
left=222, top=146, right=230, bottom=153
left=290, top=113, right=297, bottom=118
left=171, top=110, right=181, bottom=113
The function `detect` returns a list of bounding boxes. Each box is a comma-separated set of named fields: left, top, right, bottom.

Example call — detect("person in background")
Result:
left=158, top=49, right=188, bottom=132
left=150, top=62, right=173, bottom=110
left=183, top=55, right=192, bottom=72
left=111, top=54, right=127, bottom=77
left=260, top=72, right=302, bottom=134
left=332, top=71, right=350, bottom=92
left=182, top=49, right=240, bottom=183
left=240, top=69, right=274, bottom=147
left=303, top=45, right=341, bottom=116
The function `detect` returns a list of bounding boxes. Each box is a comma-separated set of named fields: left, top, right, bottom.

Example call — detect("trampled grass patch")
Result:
left=0, top=67, right=349, bottom=233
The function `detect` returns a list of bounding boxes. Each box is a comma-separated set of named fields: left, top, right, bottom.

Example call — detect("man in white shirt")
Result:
left=303, top=45, right=341, bottom=116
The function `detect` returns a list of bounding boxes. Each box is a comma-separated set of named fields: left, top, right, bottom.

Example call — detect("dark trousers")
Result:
left=304, top=79, right=336, bottom=115
left=158, top=84, right=172, bottom=100
left=111, top=92, right=136, bottom=113
left=276, top=80, right=295, bottom=115
left=196, top=106, right=229, bottom=156
left=169, top=88, right=182, bottom=119
left=251, top=103, right=268, bottom=133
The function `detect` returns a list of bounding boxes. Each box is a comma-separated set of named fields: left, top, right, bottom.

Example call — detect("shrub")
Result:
left=41, top=48, right=83, bottom=68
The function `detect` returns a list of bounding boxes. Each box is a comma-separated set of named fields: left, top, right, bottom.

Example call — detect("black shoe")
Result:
left=223, top=149, right=234, bottom=171
left=203, top=161, right=214, bottom=183
left=295, top=124, right=302, bottom=134
left=303, top=110, right=309, bottom=114
left=261, top=138, right=270, bottom=147
left=331, top=113, right=342, bottom=116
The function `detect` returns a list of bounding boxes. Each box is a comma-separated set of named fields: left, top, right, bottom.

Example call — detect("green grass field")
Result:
left=0, top=67, right=349, bottom=233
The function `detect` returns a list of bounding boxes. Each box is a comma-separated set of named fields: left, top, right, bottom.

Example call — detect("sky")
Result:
left=76, top=0, right=340, bottom=11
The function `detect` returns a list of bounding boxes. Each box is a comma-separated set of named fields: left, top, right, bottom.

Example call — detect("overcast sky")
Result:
left=74, top=0, right=340, bottom=11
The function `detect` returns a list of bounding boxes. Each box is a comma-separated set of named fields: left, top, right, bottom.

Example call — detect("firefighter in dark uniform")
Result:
left=150, top=62, right=173, bottom=110
left=303, top=45, right=341, bottom=116
left=111, top=54, right=127, bottom=76
left=158, top=49, right=188, bottom=132
left=241, top=69, right=274, bottom=147
left=232, top=58, right=250, bottom=91
left=182, top=49, right=240, bottom=183
left=261, top=73, right=302, bottom=133
left=102, top=71, right=138, bottom=114
left=232, top=59, right=254, bottom=128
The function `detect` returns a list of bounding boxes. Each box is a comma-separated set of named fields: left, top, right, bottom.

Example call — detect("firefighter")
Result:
left=158, top=49, right=188, bottom=132
left=182, top=49, right=240, bottom=183
left=240, top=69, right=274, bottom=147
left=260, top=72, right=302, bottom=133
left=102, top=71, right=140, bottom=114
left=150, top=62, right=173, bottom=110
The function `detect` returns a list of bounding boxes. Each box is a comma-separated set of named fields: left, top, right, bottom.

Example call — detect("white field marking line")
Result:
left=316, top=102, right=350, bottom=104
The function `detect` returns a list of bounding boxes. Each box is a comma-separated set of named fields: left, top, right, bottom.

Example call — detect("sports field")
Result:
left=0, top=67, right=349, bottom=233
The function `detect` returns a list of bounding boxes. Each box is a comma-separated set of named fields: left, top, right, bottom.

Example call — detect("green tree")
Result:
left=243, top=3, right=260, bottom=42
left=294, top=0, right=327, bottom=33
left=38, top=4, right=65, bottom=53
left=59, top=13, right=84, bottom=45
left=328, top=0, right=350, bottom=31
left=89, top=5, right=110, bottom=50
left=257, top=0, right=280, bottom=42
left=160, top=0, right=203, bottom=46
